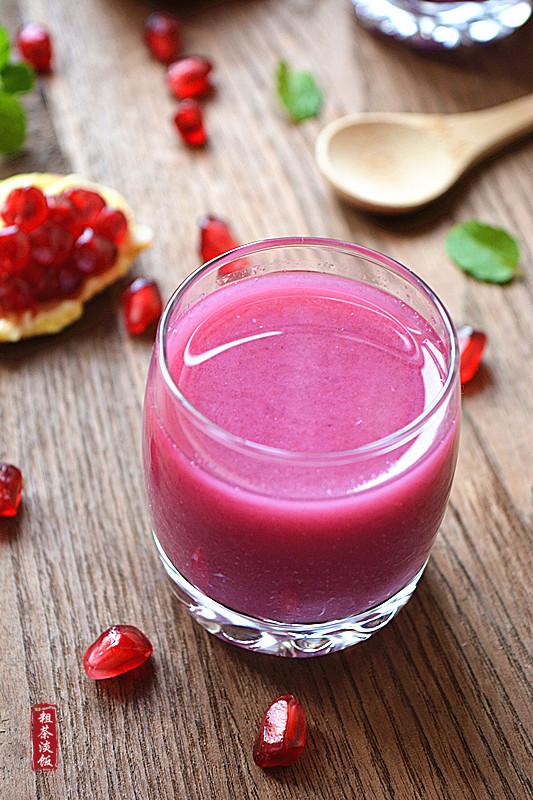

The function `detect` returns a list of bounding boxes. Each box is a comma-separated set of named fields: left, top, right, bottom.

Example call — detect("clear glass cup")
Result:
left=143, top=238, right=461, bottom=657
left=351, top=0, right=532, bottom=48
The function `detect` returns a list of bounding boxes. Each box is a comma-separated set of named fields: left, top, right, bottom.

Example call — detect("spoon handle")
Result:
left=447, top=94, right=533, bottom=162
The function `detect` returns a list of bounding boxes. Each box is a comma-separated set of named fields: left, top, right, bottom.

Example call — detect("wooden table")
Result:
left=1, top=1, right=532, bottom=798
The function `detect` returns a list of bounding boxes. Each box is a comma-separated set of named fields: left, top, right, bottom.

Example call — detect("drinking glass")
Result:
left=143, top=238, right=460, bottom=657
left=351, top=0, right=532, bottom=48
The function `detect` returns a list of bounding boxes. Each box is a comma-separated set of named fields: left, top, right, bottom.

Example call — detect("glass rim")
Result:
left=158, top=236, right=459, bottom=463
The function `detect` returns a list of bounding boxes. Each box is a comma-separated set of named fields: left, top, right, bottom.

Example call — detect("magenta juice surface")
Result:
left=143, top=270, right=460, bottom=624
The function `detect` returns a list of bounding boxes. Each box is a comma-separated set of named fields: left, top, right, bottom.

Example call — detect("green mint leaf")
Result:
left=1, top=62, right=35, bottom=94
left=0, top=25, right=10, bottom=72
left=0, top=92, right=26, bottom=154
left=275, top=60, right=323, bottom=123
left=445, top=220, right=520, bottom=284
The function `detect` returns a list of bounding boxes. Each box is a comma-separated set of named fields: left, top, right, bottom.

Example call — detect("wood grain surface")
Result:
left=1, top=1, right=532, bottom=798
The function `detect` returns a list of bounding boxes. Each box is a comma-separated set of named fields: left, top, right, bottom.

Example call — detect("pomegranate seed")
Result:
left=83, top=625, right=153, bottom=680
left=121, top=277, right=162, bottom=335
left=0, top=226, right=31, bottom=274
left=166, top=56, right=213, bottom=100
left=0, top=463, right=23, bottom=517
left=144, top=11, right=181, bottom=63
left=457, top=326, right=487, bottom=384
left=173, top=99, right=207, bottom=147
left=16, top=23, right=53, bottom=72
left=1, top=186, right=48, bottom=232
left=47, top=195, right=84, bottom=239
left=30, top=223, right=74, bottom=267
left=0, top=275, right=34, bottom=312
left=57, top=264, right=84, bottom=298
left=199, top=215, right=239, bottom=263
left=72, top=228, right=117, bottom=275
left=253, top=694, right=306, bottom=768
left=25, top=263, right=60, bottom=302
left=63, top=188, right=106, bottom=227
left=94, top=207, right=128, bottom=245
left=198, top=214, right=248, bottom=276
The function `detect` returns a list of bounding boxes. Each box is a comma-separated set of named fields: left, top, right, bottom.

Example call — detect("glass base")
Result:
left=352, top=0, right=532, bottom=49
left=155, top=533, right=427, bottom=657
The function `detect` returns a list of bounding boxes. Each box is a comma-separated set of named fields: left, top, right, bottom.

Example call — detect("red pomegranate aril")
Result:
left=0, top=463, right=23, bottom=517
left=0, top=226, right=31, bottom=274
left=199, top=215, right=239, bottom=263
left=121, top=277, right=162, bottom=335
left=25, top=263, right=60, bottom=302
left=83, top=624, right=153, bottom=680
left=30, top=223, right=74, bottom=267
left=57, top=264, right=84, bottom=298
left=166, top=56, right=213, bottom=100
left=46, top=195, right=84, bottom=239
left=253, top=694, right=306, bottom=768
left=72, top=228, right=117, bottom=275
left=1, top=186, right=48, bottom=232
left=0, top=275, right=34, bottom=312
left=64, top=188, right=106, bottom=227
left=94, top=207, right=128, bottom=245
left=144, top=11, right=181, bottom=63
left=16, top=23, right=53, bottom=72
left=46, top=197, right=70, bottom=224
left=457, top=325, right=487, bottom=384
left=173, top=99, right=207, bottom=147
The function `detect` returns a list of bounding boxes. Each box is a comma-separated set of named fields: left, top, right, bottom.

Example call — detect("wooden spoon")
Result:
left=315, top=94, right=533, bottom=214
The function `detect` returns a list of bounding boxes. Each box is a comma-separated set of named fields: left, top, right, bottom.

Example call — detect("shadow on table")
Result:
left=90, top=658, right=157, bottom=703
left=462, top=362, right=494, bottom=396
left=0, top=502, right=25, bottom=542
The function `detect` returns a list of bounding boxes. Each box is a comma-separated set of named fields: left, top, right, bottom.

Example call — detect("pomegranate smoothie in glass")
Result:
left=143, top=238, right=460, bottom=656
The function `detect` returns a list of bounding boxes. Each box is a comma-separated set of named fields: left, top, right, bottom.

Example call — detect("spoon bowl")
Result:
left=315, top=95, right=533, bottom=214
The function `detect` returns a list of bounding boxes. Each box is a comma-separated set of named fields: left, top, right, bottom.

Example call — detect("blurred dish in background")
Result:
left=351, top=0, right=532, bottom=49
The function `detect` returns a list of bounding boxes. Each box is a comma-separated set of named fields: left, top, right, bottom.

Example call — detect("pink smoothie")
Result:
left=143, top=271, right=460, bottom=623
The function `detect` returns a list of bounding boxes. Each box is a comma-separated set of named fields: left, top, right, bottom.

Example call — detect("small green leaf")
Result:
left=1, top=61, right=35, bottom=94
left=0, top=25, right=10, bottom=72
left=0, top=91, right=26, bottom=154
left=275, top=60, right=323, bottom=124
left=445, top=220, right=520, bottom=284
